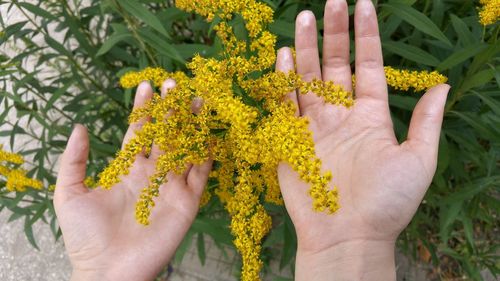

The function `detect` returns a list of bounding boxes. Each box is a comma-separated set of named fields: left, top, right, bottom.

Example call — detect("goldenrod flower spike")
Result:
left=383, top=66, right=448, bottom=92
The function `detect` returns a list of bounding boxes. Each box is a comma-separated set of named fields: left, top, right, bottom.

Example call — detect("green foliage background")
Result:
left=0, top=0, right=498, bottom=279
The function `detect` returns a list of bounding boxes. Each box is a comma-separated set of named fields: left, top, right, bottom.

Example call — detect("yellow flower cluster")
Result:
left=479, top=0, right=500, bottom=25
left=99, top=0, right=447, bottom=280
left=383, top=66, right=448, bottom=92
left=0, top=145, right=43, bottom=192
left=84, top=176, right=98, bottom=189
left=0, top=146, right=24, bottom=164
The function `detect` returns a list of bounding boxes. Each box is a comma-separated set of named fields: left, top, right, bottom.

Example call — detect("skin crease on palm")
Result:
left=53, top=0, right=449, bottom=280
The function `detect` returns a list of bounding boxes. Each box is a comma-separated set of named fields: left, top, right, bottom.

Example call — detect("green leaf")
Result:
left=116, top=0, right=170, bottom=39
left=138, top=28, right=184, bottom=64
left=174, top=230, right=194, bottom=264
left=443, top=176, right=500, bottom=203
left=383, top=41, right=440, bottom=66
left=449, top=14, right=475, bottom=47
left=269, top=20, right=294, bottom=38
left=461, top=215, right=475, bottom=250
left=450, top=111, right=499, bottom=140
left=280, top=214, right=296, bottom=270
left=24, top=216, right=40, bottom=250
left=388, top=94, right=418, bottom=111
left=470, top=90, right=500, bottom=116
left=460, top=68, right=496, bottom=94
left=382, top=3, right=452, bottom=46
left=44, top=35, right=72, bottom=57
left=437, top=43, right=488, bottom=71
left=197, top=233, right=206, bottom=266
left=439, top=201, right=462, bottom=243
left=45, top=82, right=72, bottom=112
left=18, top=2, right=57, bottom=21
left=191, top=217, right=233, bottom=245
left=96, top=31, right=133, bottom=56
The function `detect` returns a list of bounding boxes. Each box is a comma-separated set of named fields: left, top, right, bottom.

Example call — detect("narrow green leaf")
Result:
left=443, top=176, right=500, bottom=204
left=117, top=0, right=170, bottom=39
left=461, top=215, right=475, bottom=250
left=96, top=32, right=133, bottom=56
left=383, top=41, right=440, bottom=66
left=439, top=202, right=462, bottom=243
left=45, top=82, right=72, bottom=112
left=460, top=68, right=496, bottom=93
left=24, top=216, right=40, bottom=250
left=18, top=2, right=57, bottom=21
left=44, top=35, right=72, bottom=57
left=449, top=14, right=475, bottom=47
left=450, top=111, right=499, bottom=140
left=174, top=230, right=194, bottom=264
left=470, top=90, right=500, bottom=115
left=269, top=20, right=294, bottom=38
left=437, top=44, right=488, bottom=71
left=382, top=3, right=451, bottom=46
left=280, top=214, right=296, bottom=270
left=388, top=94, right=418, bottom=111
left=138, top=28, right=184, bottom=63
left=197, top=233, right=206, bottom=266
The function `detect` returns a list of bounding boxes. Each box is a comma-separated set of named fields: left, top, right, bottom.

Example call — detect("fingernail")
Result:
left=297, top=11, right=316, bottom=28
left=68, top=124, right=82, bottom=144
left=191, top=97, right=204, bottom=114
left=161, top=79, right=176, bottom=96
left=328, top=0, right=347, bottom=11
left=138, top=81, right=151, bottom=92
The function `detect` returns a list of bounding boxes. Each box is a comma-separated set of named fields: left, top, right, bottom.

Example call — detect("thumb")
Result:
left=404, top=84, right=450, bottom=170
left=54, top=124, right=90, bottom=204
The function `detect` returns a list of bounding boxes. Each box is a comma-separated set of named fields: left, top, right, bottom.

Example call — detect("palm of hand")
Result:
left=54, top=82, right=211, bottom=280
left=279, top=98, right=433, bottom=253
left=56, top=159, right=198, bottom=277
left=277, top=0, right=449, bottom=254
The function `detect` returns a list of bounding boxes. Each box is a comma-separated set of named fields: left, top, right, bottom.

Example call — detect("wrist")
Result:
left=295, top=239, right=396, bottom=281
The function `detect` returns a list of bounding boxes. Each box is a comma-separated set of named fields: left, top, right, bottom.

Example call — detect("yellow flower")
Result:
left=4, top=169, right=43, bottom=192
left=383, top=66, right=448, bottom=92
left=479, top=0, right=500, bottom=25
left=84, top=177, right=98, bottom=189
left=0, top=145, right=24, bottom=164
left=0, top=146, right=44, bottom=192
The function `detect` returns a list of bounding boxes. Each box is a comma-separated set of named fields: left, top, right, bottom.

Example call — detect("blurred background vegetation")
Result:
left=0, top=0, right=498, bottom=280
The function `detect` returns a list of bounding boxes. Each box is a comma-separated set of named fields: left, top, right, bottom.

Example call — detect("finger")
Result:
left=354, top=0, right=387, bottom=101
left=54, top=124, right=89, bottom=204
left=122, top=81, right=154, bottom=150
left=276, top=47, right=299, bottom=116
left=150, top=79, right=176, bottom=161
left=403, top=84, right=450, bottom=166
left=295, top=10, right=323, bottom=114
left=323, top=0, right=352, bottom=92
left=186, top=159, right=213, bottom=198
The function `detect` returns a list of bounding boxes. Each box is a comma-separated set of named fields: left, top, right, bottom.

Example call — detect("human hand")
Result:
left=276, top=0, right=450, bottom=280
left=54, top=81, right=212, bottom=281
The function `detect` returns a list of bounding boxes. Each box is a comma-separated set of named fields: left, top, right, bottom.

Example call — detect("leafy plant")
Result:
left=0, top=0, right=498, bottom=280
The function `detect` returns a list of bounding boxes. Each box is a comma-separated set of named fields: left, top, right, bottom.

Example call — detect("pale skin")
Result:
left=54, top=0, right=449, bottom=280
